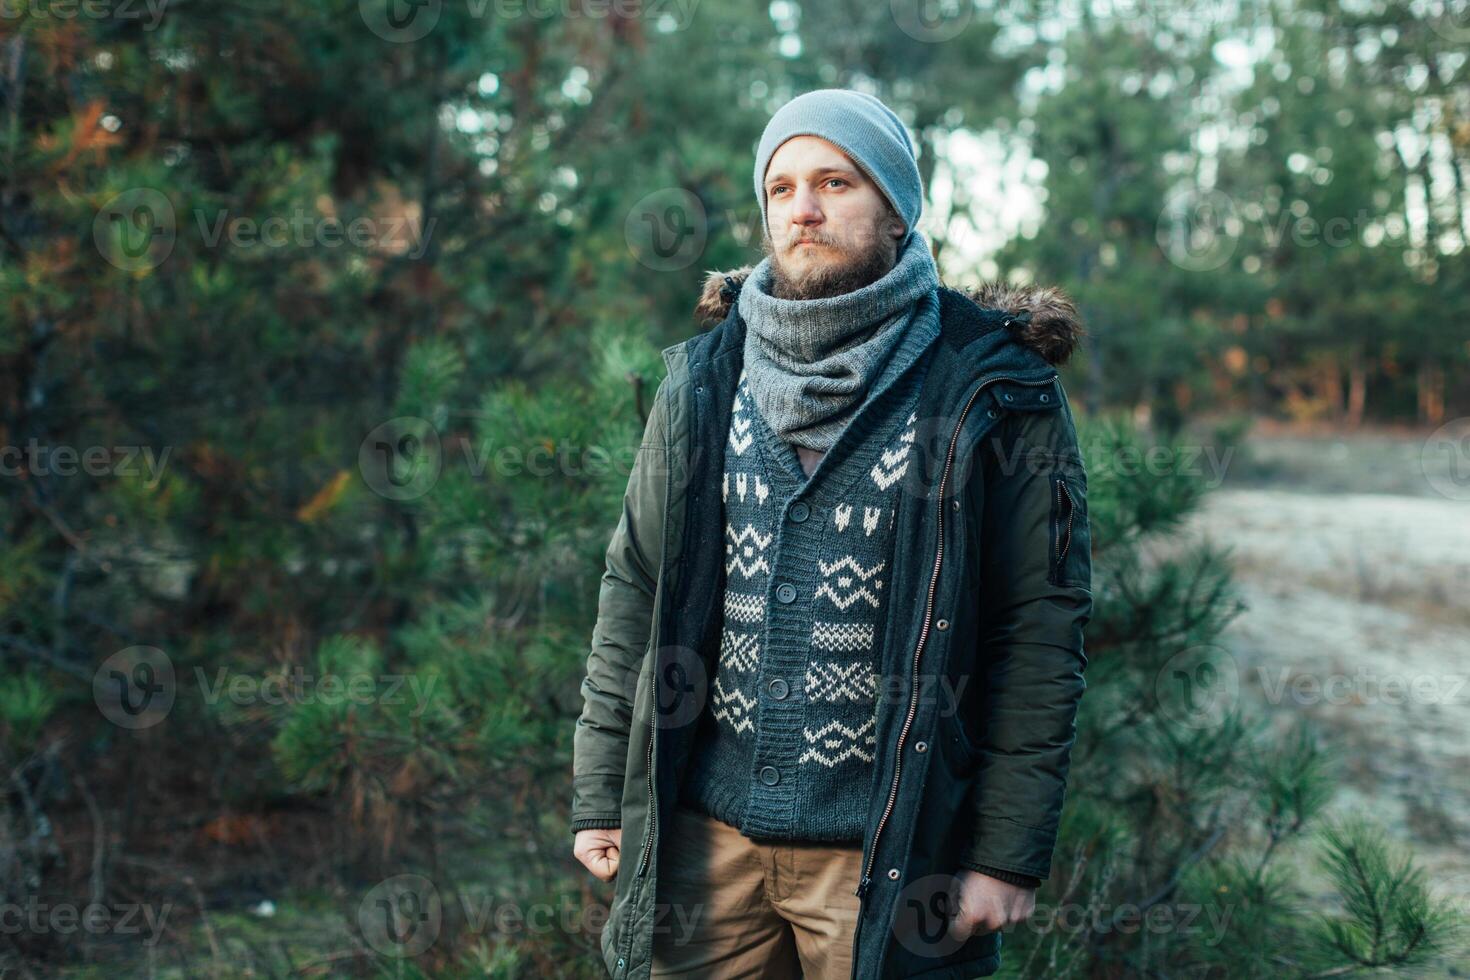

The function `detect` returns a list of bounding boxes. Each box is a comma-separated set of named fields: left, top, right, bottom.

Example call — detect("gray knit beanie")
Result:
left=753, top=88, right=923, bottom=249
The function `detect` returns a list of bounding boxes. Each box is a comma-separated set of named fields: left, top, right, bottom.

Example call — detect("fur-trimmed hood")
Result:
left=694, top=265, right=1084, bottom=366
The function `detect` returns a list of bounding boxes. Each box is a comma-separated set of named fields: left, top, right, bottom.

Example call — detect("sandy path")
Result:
left=1182, top=488, right=1470, bottom=918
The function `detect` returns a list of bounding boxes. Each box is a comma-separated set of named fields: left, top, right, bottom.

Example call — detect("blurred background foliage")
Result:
left=0, top=0, right=1466, bottom=975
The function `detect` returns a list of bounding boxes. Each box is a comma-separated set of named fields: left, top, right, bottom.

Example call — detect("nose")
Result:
left=790, top=182, right=823, bottom=232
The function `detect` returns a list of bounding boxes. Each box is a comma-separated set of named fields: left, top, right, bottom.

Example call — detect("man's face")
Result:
left=760, top=135, right=908, bottom=300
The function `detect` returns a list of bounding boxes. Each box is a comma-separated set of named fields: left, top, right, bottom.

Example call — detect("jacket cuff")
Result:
left=570, top=772, right=626, bottom=830
left=570, top=814, right=623, bottom=836
left=960, top=815, right=1058, bottom=881
left=961, top=863, right=1042, bottom=889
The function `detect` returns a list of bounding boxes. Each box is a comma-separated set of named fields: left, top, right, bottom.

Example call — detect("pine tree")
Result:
left=991, top=413, right=1462, bottom=976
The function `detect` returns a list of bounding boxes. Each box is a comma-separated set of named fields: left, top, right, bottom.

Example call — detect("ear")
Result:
left=884, top=207, right=906, bottom=244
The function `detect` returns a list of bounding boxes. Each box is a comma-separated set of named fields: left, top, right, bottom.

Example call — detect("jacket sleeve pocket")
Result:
left=1047, top=458, right=1090, bottom=591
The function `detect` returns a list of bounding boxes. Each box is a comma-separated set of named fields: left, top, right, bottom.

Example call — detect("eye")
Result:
left=770, top=184, right=790, bottom=196
left=825, top=178, right=848, bottom=188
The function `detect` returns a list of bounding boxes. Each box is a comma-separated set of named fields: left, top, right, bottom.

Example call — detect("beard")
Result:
left=760, top=217, right=898, bottom=301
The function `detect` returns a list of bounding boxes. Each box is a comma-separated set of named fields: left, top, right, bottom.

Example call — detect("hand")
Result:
left=574, top=827, right=622, bottom=883
left=947, top=869, right=1036, bottom=941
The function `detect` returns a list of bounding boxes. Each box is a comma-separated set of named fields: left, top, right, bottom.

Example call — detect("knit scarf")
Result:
left=737, top=229, right=943, bottom=452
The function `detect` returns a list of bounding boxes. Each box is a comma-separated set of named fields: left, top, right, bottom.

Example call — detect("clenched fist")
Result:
left=947, top=869, right=1036, bottom=941
left=574, top=827, right=623, bottom=883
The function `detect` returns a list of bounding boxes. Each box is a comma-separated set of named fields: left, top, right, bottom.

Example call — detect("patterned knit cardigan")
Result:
left=678, top=341, right=935, bottom=842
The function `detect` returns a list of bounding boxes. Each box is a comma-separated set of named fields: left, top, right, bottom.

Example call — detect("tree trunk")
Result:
left=1320, top=354, right=1344, bottom=420
left=1418, top=361, right=1445, bottom=426
left=1345, top=351, right=1367, bottom=428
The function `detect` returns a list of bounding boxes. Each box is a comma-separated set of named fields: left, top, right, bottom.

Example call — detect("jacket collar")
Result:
left=693, top=264, right=1087, bottom=371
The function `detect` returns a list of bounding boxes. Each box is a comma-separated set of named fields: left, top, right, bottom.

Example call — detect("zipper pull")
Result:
left=855, top=875, right=872, bottom=899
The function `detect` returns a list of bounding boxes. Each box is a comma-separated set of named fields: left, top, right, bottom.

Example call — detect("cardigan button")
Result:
left=776, top=583, right=797, bottom=604
left=789, top=501, right=810, bottom=523
left=914, top=741, right=928, bottom=753
left=759, top=765, right=780, bottom=786
left=768, top=678, right=789, bottom=700
left=887, top=867, right=900, bottom=880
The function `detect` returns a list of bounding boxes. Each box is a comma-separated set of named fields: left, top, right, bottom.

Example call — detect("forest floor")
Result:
left=1176, top=421, right=1470, bottom=954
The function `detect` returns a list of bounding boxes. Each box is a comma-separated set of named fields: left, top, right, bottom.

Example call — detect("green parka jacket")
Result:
left=571, top=266, right=1094, bottom=979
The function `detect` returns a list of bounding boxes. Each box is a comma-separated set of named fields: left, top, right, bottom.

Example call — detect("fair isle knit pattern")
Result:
left=679, top=328, right=937, bottom=843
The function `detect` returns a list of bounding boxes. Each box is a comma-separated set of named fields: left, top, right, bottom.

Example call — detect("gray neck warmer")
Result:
left=738, top=229, right=943, bottom=452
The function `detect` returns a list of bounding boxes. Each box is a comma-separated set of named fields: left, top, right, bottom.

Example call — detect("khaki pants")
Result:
left=650, top=803, right=864, bottom=980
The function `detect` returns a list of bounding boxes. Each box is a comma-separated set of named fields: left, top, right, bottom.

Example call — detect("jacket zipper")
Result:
left=855, top=371, right=1057, bottom=899
left=636, top=718, right=656, bottom=877
left=1054, top=477, right=1074, bottom=574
